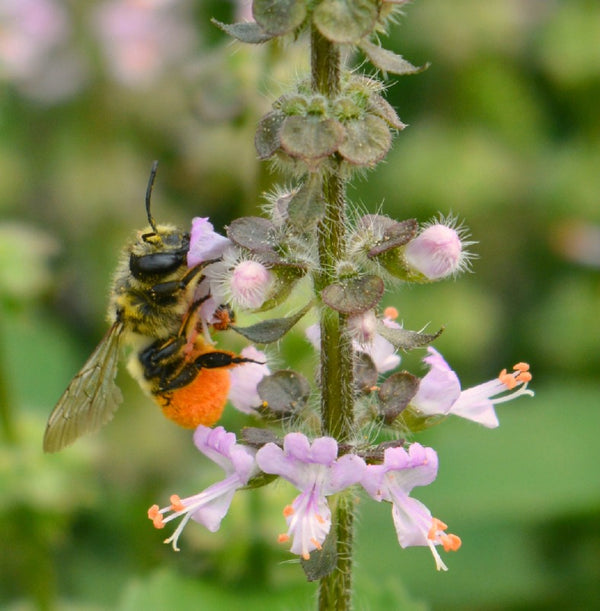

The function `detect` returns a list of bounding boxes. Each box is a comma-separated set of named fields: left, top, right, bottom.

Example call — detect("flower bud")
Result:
left=229, top=259, right=273, bottom=309
left=205, top=249, right=274, bottom=311
left=404, top=223, right=463, bottom=280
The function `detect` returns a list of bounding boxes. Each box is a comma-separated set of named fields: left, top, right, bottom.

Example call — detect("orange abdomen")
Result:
left=155, top=368, right=231, bottom=429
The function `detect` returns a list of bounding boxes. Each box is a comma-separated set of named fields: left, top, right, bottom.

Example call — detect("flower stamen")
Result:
left=383, top=306, right=399, bottom=320
left=170, top=494, right=185, bottom=512
left=283, top=505, right=295, bottom=517
left=147, top=504, right=165, bottom=529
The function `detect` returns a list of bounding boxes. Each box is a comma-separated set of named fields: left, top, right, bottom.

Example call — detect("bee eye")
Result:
left=130, top=252, right=185, bottom=279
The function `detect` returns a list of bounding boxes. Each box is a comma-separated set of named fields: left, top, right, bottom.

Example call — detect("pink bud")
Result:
left=404, top=223, right=464, bottom=280
left=230, top=260, right=272, bottom=309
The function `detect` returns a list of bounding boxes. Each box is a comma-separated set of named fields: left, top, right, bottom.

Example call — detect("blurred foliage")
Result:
left=1, top=0, right=599, bottom=609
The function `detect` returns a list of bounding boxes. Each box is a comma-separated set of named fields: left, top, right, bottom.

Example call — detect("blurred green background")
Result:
left=1, top=1, right=599, bottom=609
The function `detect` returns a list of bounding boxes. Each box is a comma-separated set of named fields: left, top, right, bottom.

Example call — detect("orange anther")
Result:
left=428, top=517, right=448, bottom=539
left=302, top=552, right=311, bottom=560
left=278, top=533, right=290, bottom=544
left=516, top=371, right=532, bottom=384
left=499, top=369, right=517, bottom=389
left=384, top=306, right=399, bottom=320
left=170, top=494, right=185, bottom=512
left=440, top=533, right=462, bottom=552
left=147, top=504, right=160, bottom=520
left=513, top=362, right=530, bottom=372
left=315, top=513, right=326, bottom=524
left=153, top=515, right=165, bottom=529
left=310, top=538, right=323, bottom=551
left=283, top=505, right=295, bottom=517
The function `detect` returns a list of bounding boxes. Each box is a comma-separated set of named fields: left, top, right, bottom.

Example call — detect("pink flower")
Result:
left=228, top=346, right=270, bottom=414
left=0, top=0, right=68, bottom=80
left=148, top=426, right=258, bottom=550
left=411, top=347, right=534, bottom=427
left=93, top=0, right=195, bottom=87
left=256, top=433, right=366, bottom=559
left=306, top=312, right=400, bottom=375
left=187, top=217, right=231, bottom=268
left=361, top=444, right=461, bottom=571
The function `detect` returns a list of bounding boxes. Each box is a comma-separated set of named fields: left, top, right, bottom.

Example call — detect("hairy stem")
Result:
left=312, top=25, right=355, bottom=611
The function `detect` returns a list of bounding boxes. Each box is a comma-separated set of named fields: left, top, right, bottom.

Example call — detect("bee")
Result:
left=44, top=162, right=252, bottom=452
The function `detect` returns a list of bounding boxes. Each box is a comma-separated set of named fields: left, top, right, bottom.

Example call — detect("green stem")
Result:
left=318, top=494, right=355, bottom=611
left=311, top=26, right=355, bottom=611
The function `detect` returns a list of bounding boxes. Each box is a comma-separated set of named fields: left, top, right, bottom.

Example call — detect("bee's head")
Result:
left=128, top=162, right=190, bottom=279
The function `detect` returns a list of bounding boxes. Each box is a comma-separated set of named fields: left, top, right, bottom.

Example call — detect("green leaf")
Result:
left=253, top=0, right=307, bottom=35
left=300, top=528, right=338, bottom=581
left=257, top=369, right=311, bottom=415
left=354, top=352, right=379, bottom=393
left=313, top=0, right=379, bottom=44
left=368, top=94, right=408, bottom=130
left=231, top=301, right=313, bottom=343
left=254, top=264, right=307, bottom=312
left=367, top=218, right=418, bottom=258
left=255, top=110, right=285, bottom=159
left=241, top=427, right=280, bottom=447
left=376, top=323, right=444, bottom=350
left=378, top=371, right=420, bottom=424
left=280, top=115, right=345, bottom=161
left=285, top=173, right=326, bottom=230
left=211, top=19, right=275, bottom=44
left=338, top=115, right=392, bottom=166
left=321, top=275, right=384, bottom=314
left=226, top=216, right=281, bottom=261
left=359, top=39, right=430, bottom=75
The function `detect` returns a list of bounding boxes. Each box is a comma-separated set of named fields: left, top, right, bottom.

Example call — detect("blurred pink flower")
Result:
left=93, top=0, right=196, bottom=87
left=0, top=0, right=68, bottom=80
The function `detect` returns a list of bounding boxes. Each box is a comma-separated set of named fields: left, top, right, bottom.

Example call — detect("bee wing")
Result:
left=43, top=322, right=125, bottom=452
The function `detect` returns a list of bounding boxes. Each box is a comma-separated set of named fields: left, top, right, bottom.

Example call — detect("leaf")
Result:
left=359, top=39, right=430, bottom=75
left=257, top=370, right=311, bottom=415
left=367, top=218, right=418, bottom=258
left=255, top=110, right=286, bottom=159
left=368, top=94, right=407, bottom=130
left=376, top=323, right=444, bottom=350
left=338, top=115, right=392, bottom=166
left=321, top=275, right=384, bottom=314
left=226, top=216, right=281, bottom=261
left=280, top=115, right=345, bottom=161
left=211, top=19, right=275, bottom=44
left=378, top=371, right=420, bottom=424
left=253, top=0, right=307, bottom=35
left=253, top=264, right=307, bottom=312
left=230, top=301, right=313, bottom=343
left=286, top=174, right=325, bottom=230
left=300, top=528, right=338, bottom=581
left=313, top=0, right=379, bottom=44
left=354, top=352, right=379, bottom=393
left=241, top=427, right=280, bottom=447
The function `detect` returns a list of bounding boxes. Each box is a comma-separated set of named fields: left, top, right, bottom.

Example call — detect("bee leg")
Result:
left=145, top=259, right=219, bottom=304
left=139, top=337, right=186, bottom=379
left=157, top=351, right=262, bottom=393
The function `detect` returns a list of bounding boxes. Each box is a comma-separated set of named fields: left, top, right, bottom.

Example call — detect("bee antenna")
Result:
left=145, top=160, right=159, bottom=233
